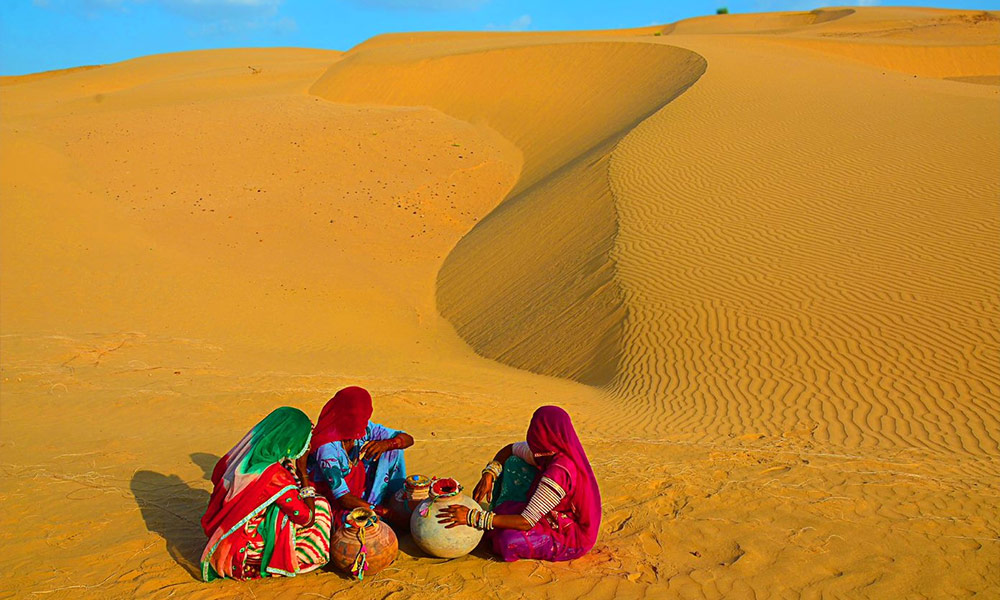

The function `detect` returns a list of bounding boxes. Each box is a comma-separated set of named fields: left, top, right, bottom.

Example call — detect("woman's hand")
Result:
left=473, top=473, right=495, bottom=504
left=359, top=439, right=395, bottom=462
left=436, top=504, right=470, bottom=529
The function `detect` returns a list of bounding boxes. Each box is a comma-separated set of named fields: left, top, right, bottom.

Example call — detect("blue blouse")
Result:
left=308, top=421, right=399, bottom=499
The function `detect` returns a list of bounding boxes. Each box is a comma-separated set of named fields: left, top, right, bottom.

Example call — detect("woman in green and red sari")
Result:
left=200, top=407, right=333, bottom=581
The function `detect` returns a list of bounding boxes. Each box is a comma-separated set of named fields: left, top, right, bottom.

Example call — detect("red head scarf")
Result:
left=311, top=386, right=373, bottom=451
left=526, top=405, right=602, bottom=551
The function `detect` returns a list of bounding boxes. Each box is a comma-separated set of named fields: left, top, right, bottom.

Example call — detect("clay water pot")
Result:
left=329, top=507, right=398, bottom=580
left=409, top=478, right=484, bottom=559
left=386, top=474, right=432, bottom=529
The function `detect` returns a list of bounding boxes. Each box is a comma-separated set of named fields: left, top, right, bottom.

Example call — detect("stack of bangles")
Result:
left=298, top=486, right=319, bottom=500
left=482, top=460, right=502, bottom=479
left=466, top=508, right=496, bottom=531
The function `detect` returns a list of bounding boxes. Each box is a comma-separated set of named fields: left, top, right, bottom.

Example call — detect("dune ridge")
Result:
left=0, top=64, right=103, bottom=86
left=660, top=8, right=856, bottom=35
left=311, top=39, right=707, bottom=386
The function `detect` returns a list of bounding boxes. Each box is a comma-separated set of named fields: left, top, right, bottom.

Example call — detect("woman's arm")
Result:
left=440, top=460, right=569, bottom=532
left=275, top=489, right=317, bottom=527
left=335, top=493, right=371, bottom=511
left=301, top=497, right=317, bottom=527
left=437, top=504, right=532, bottom=531
left=472, top=443, right=514, bottom=503
left=360, top=431, right=414, bottom=462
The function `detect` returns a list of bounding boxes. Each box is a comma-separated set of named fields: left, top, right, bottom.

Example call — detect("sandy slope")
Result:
left=1, top=7, right=998, bottom=600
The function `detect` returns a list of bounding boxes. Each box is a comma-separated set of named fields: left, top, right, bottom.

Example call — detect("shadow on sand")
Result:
left=130, top=453, right=219, bottom=580
left=189, top=452, right=219, bottom=481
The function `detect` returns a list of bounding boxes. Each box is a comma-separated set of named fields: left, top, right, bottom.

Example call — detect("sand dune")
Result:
left=660, top=7, right=857, bottom=35
left=1, top=6, right=998, bottom=599
left=608, top=33, right=999, bottom=455
left=312, top=37, right=706, bottom=386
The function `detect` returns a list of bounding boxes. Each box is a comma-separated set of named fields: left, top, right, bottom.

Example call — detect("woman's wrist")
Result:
left=482, top=460, right=503, bottom=478
left=466, top=508, right=496, bottom=530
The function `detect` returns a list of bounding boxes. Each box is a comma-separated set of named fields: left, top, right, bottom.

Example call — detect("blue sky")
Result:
left=1, top=0, right=997, bottom=75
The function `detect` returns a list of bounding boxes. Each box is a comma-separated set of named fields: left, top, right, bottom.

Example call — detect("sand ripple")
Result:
left=607, top=34, right=1000, bottom=456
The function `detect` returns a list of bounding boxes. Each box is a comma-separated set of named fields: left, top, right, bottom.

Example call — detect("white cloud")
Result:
left=484, top=13, right=531, bottom=31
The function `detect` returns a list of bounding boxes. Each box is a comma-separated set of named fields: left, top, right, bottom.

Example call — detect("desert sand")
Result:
left=1, top=6, right=998, bottom=599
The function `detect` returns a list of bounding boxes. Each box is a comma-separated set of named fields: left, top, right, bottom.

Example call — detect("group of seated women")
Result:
left=199, top=386, right=601, bottom=581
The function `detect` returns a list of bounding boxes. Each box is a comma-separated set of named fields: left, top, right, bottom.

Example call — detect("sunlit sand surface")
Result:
left=2, top=7, right=998, bottom=598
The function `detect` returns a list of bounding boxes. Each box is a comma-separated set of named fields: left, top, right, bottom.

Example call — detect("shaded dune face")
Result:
left=312, top=41, right=707, bottom=386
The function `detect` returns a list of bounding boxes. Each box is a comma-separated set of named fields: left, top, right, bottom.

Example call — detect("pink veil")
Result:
left=526, top=406, right=602, bottom=551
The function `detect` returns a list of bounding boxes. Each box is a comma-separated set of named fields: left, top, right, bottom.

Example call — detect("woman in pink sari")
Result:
left=437, top=406, right=601, bottom=561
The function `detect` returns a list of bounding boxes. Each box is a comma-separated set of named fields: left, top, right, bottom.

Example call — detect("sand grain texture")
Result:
left=1, top=7, right=998, bottom=599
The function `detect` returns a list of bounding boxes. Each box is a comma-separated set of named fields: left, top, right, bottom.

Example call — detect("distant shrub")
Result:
left=653, top=31, right=662, bottom=36
left=716, top=7, right=729, bottom=14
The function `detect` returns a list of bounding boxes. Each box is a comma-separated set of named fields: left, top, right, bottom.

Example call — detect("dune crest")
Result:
left=660, top=8, right=856, bottom=35
left=311, top=39, right=706, bottom=386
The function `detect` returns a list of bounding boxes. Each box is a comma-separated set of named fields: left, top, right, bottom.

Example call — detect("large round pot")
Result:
left=409, top=478, right=484, bottom=559
left=329, top=507, right=398, bottom=580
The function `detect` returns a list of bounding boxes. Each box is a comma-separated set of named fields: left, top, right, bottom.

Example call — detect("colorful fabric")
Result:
left=490, top=455, right=537, bottom=508
left=491, top=500, right=589, bottom=562
left=294, top=497, right=333, bottom=573
left=200, top=407, right=319, bottom=581
left=311, top=387, right=373, bottom=451
left=309, top=421, right=406, bottom=506
left=487, top=406, right=601, bottom=562
left=240, top=497, right=332, bottom=577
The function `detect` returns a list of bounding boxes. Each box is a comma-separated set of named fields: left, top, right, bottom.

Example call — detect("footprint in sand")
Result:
left=639, top=531, right=662, bottom=556
left=611, top=514, right=634, bottom=534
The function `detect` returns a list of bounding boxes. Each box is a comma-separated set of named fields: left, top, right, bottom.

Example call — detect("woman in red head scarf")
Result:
left=437, top=405, right=601, bottom=561
left=307, top=387, right=414, bottom=521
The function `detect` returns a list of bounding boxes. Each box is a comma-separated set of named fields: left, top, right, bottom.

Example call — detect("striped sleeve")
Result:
left=519, top=477, right=566, bottom=526
left=512, top=441, right=537, bottom=466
